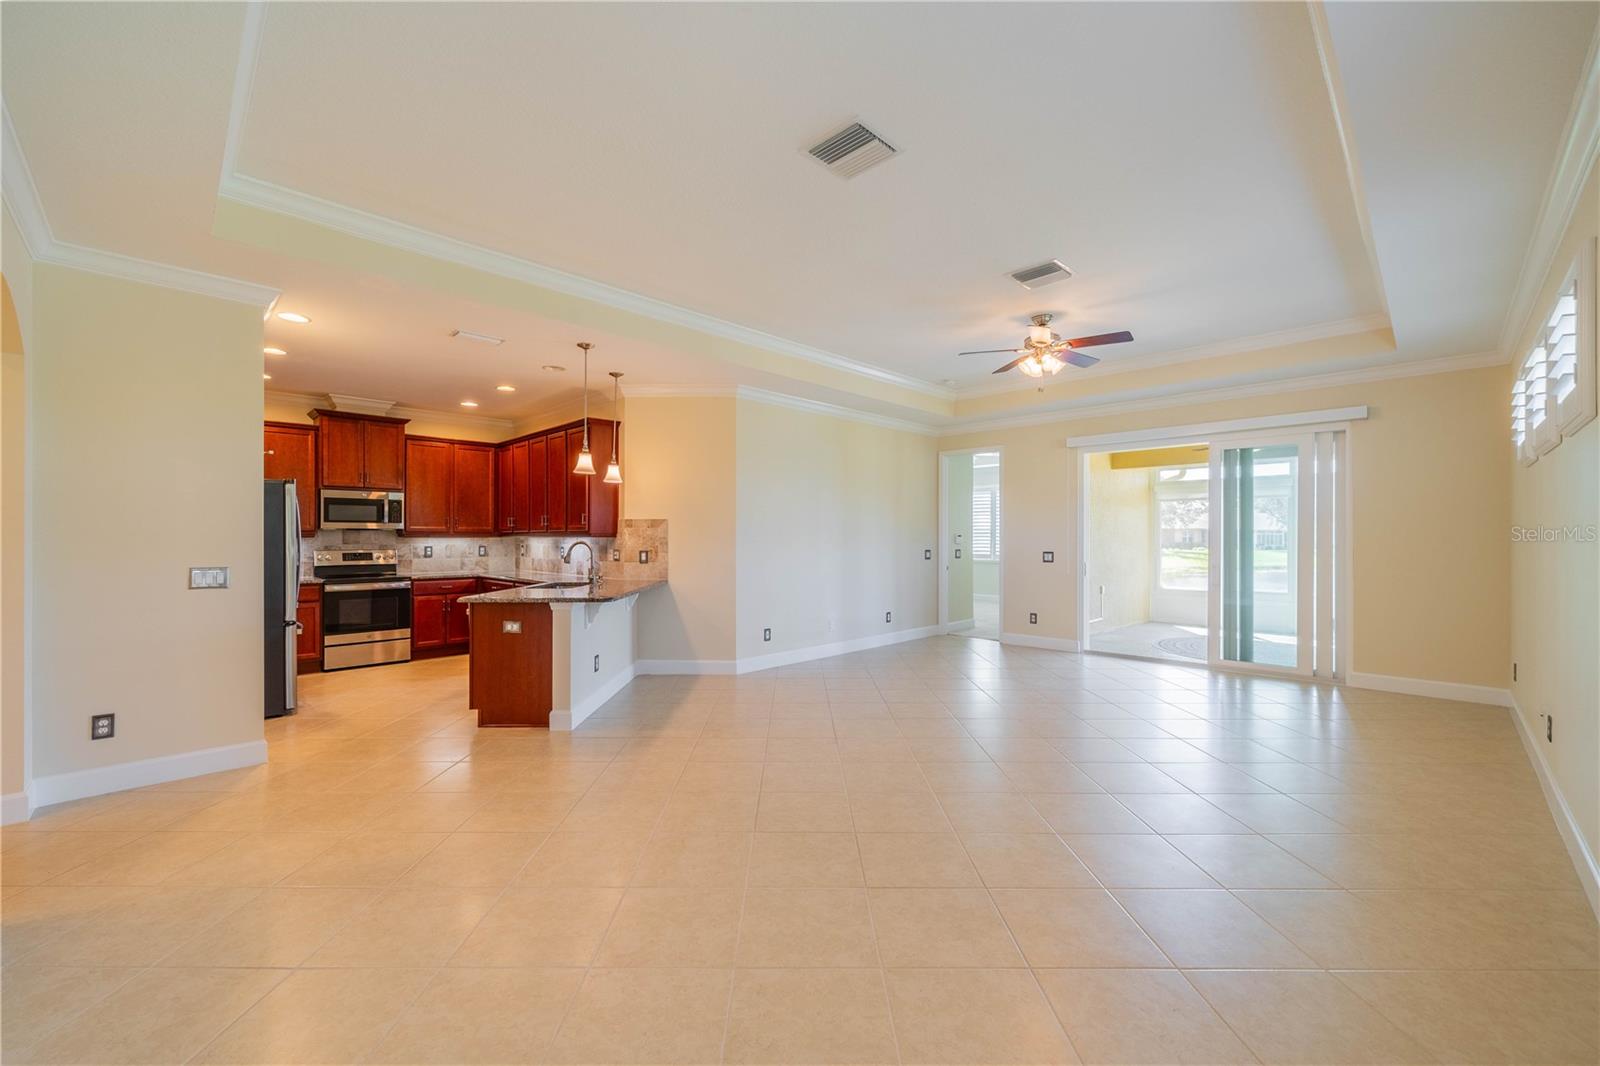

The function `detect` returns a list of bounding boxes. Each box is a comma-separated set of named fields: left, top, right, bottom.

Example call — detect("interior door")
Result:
left=1208, top=434, right=1314, bottom=676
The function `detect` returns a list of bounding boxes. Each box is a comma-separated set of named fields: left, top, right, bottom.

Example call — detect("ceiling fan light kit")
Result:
left=957, top=312, right=1134, bottom=379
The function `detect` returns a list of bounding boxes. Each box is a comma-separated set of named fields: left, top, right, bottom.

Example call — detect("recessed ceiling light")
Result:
left=275, top=311, right=311, bottom=324
left=262, top=373, right=272, bottom=380
left=495, top=384, right=517, bottom=392
left=459, top=400, right=479, bottom=408
left=264, top=347, right=287, bottom=356
left=449, top=328, right=504, bottom=346
left=542, top=364, right=566, bottom=372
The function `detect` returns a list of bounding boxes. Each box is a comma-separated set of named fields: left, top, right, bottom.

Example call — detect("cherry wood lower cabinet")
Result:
left=412, top=578, right=496, bottom=656
left=296, top=584, right=322, bottom=672
left=265, top=423, right=318, bottom=535
left=469, top=601, right=554, bottom=727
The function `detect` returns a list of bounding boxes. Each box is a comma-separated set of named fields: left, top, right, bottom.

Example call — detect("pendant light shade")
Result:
left=574, top=341, right=595, bottom=476
left=604, top=371, right=623, bottom=484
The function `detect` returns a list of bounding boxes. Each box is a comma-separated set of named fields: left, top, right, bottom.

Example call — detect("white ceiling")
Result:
left=3, top=1, right=1595, bottom=424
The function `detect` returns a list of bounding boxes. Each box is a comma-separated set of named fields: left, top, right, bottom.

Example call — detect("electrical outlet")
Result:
left=885, top=611, right=892, bottom=624
left=422, top=545, right=434, bottom=558
left=638, top=550, right=649, bottom=564
left=955, top=548, right=962, bottom=559
left=1042, top=551, right=1054, bottom=563
left=1547, top=714, right=1554, bottom=742
left=1029, top=612, right=1038, bottom=625
left=91, top=714, right=114, bottom=740
left=763, top=628, right=772, bottom=642
left=477, top=544, right=488, bottom=557
left=1513, top=662, right=1518, bottom=681
left=593, top=654, right=601, bottom=673
left=612, top=549, right=621, bottom=562
left=924, top=549, right=932, bottom=560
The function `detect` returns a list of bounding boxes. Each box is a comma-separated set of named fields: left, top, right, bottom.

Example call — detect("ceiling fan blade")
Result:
left=958, top=348, right=1023, bottom=356
left=1065, top=330, right=1134, bottom=348
left=1062, top=350, right=1100, bottom=368
left=991, top=355, right=1027, bottom=375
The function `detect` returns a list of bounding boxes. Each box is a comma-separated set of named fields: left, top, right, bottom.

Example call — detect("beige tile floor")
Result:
left=2, top=638, right=1596, bottom=1064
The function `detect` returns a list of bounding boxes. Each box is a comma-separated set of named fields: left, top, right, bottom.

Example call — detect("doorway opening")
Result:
left=939, top=448, right=1002, bottom=641
left=1080, top=428, right=1348, bottom=680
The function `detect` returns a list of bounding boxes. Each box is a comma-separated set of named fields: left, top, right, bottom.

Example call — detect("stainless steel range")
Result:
left=312, top=549, right=412, bottom=670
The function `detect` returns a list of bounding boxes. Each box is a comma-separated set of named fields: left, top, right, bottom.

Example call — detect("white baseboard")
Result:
left=634, top=658, right=737, bottom=676
left=28, top=740, right=268, bottom=809
left=552, top=664, right=637, bottom=732
left=1509, top=699, right=1599, bottom=917
left=1, top=790, right=31, bottom=825
left=1345, top=671, right=1512, bottom=706
left=733, top=625, right=943, bottom=674
left=1000, top=632, right=1081, bottom=653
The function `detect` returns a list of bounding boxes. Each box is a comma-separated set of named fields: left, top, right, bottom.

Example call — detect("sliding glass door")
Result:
left=1208, top=434, right=1315, bottom=675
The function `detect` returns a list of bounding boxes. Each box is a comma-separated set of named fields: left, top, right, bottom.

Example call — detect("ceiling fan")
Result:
left=959, top=313, right=1133, bottom=378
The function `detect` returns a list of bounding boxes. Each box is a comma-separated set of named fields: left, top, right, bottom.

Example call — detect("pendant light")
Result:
left=604, top=371, right=624, bottom=484
left=573, top=342, right=596, bottom=476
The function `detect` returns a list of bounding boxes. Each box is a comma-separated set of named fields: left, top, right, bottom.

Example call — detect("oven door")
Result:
left=321, top=581, right=412, bottom=645
left=321, top=490, right=405, bottom=530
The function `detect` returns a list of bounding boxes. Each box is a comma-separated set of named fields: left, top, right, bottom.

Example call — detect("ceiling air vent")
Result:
left=1009, top=259, right=1075, bottom=290
left=809, top=122, right=897, bottom=179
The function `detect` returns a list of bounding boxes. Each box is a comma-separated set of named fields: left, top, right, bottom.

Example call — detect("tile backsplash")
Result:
left=300, top=519, right=667, bottom=584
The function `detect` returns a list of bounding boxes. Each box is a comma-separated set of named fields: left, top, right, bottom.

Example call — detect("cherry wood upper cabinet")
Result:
left=526, top=434, right=549, bottom=533
left=545, top=429, right=569, bottom=531
left=263, top=422, right=318, bottom=535
left=316, top=415, right=365, bottom=489
left=403, top=438, right=453, bottom=535
left=311, top=411, right=409, bottom=490
left=361, top=421, right=406, bottom=490
left=452, top=444, right=496, bottom=535
left=582, top=420, right=620, bottom=537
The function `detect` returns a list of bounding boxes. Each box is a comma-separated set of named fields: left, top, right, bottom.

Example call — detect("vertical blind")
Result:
left=972, top=488, right=998, bottom=559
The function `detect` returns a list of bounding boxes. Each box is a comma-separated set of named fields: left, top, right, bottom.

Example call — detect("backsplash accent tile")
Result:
left=298, top=521, right=665, bottom=583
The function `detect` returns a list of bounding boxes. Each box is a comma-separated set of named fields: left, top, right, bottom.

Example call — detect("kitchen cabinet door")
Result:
left=362, top=421, right=406, bottom=490
left=318, top=416, right=365, bottom=489
left=564, top=427, right=590, bottom=532
left=545, top=430, right=569, bottom=531
left=495, top=445, right=517, bottom=532
left=295, top=600, right=322, bottom=666
left=264, top=423, right=317, bottom=535
left=526, top=434, right=549, bottom=533
left=404, top=439, right=453, bottom=535
left=452, top=444, right=496, bottom=534
left=412, top=593, right=447, bottom=650
left=444, top=593, right=472, bottom=646
left=585, top=420, right=619, bottom=537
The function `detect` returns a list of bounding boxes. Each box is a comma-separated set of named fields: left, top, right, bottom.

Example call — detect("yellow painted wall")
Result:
left=735, top=401, right=937, bottom=658
left=31, top=265, right=266, bottom=779
left=1508, top=165, right=1598, bottom=866
left=1, top=202, right=31, bottom=806
left=1086, top=454, right=1151, bottom=633
left=620, top=395, right=737, bottom=663
left=940, top=365, right=1510, bottom=686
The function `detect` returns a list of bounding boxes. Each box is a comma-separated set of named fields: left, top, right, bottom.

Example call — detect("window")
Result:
left=1513, top=237, right=1595, bottom=465
left=1154, top=465, right=1209, bottom=590
left=972, top=488, right=998, bottom=559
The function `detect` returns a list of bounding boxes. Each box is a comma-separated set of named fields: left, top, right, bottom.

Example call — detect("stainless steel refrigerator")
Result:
left=264, top=479, right=303, bottom=718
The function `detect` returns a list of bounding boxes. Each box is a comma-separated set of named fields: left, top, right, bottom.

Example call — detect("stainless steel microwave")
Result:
left=320, top=489, right=405, bottom=530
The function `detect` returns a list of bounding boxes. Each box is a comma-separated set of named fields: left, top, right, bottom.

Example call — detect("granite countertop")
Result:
left=301, top=570, right=565, bottom=586
left=459, top=576, right=667, bottom=605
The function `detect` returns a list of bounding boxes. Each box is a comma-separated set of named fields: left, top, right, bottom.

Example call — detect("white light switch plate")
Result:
left=189, top=567, right=229, bottom=589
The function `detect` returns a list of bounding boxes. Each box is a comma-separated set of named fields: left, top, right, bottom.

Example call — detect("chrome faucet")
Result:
left=561, top=541, right=599, bottom=586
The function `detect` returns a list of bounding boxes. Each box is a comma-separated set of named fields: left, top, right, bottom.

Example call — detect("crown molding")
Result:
left=218, top=172, right=957, bottom=402
left=1498, top=20, right=1600, bottom=359
left=953, top=312, right=1392, bottom=399
left=266, top=388, right=515, bottom=433
left=3, top=100, right=279, bottom=308
left=941, top=349, right=1506, bottom=436
left=622, top=383, right=938, bottom=436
